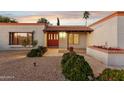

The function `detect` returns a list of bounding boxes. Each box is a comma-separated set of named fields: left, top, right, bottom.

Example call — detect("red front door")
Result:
left=47, top=32, right=59, bottom=47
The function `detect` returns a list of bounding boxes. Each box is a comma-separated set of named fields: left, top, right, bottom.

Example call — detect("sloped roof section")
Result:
left=44, top=26, right=93, bottom=32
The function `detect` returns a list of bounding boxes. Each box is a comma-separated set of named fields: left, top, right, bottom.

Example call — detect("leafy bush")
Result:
left=96, top=68, right=124, bottom=81
left=61, top=52, right=76, bottom=67
left=61, top=52, right=94, bottom=81
left=27, top=49, right=41, bottom=57
left=27, top=46, right=47, bottom=57
left=38, top=46, right=47, bottom=53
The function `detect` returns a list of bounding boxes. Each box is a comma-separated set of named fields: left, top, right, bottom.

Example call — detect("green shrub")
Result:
left=96, top=68, right=124, bottom=81
left=27, top=46, right=47, bottom=57
left=61, top=52, right=76, bottom=67
left=61, top=52, right=94, bottom=81
left=27, top=49, right=41, bottom=57
left=38, top=46, right=47, bottom=53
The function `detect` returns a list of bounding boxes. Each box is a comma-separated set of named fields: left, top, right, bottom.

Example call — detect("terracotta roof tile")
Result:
left=44, top=26, right=93, bottom=32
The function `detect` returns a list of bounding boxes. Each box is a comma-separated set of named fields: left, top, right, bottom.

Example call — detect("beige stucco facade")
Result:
left=86, top=12, right=124, bottom=67
left=87, top=15, right=124, bottom=49
left=0, top=24, right=45, bottom=50
left=118, top=16, right=124, bottom=48
left=87, top=16, right=118, bottom=48
left=0, top=24, right=89, bottom=50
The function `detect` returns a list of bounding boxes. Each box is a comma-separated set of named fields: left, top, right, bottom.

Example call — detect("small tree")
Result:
left=83, top=11, right=90, bottom=26
left=0, top=16, right=18, bottom=23
left=57, top=17, right=60, bottom=26
left=37, top=18, right=50, bottom=24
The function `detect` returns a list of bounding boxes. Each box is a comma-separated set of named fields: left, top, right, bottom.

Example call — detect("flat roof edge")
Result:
left=0, top=23, right=47, bottom=26
left=89, top=11, right=124, bottom=27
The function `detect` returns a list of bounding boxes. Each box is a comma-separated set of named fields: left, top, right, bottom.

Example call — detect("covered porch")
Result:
left=43, top=26, right=93, bottom=49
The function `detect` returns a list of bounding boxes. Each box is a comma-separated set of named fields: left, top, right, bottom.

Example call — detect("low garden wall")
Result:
left=87, top=46, right=124, bottom=67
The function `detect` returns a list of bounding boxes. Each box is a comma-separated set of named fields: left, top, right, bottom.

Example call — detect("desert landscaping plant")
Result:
left=27, top=46, right=47, bottom=57
left=96, top=68, right=124, bottom=81
left=61, top=48, right=94, bottom=81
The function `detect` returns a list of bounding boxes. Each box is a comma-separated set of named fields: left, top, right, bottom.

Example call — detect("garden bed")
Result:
left=90, top=46, right=124, bottom=54
left=87, top=46, right=124, bottom=67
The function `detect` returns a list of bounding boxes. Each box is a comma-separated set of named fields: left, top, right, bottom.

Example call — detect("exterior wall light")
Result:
left=59, top=32, right=66, bottom=39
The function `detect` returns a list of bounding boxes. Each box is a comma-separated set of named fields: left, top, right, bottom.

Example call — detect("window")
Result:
left=9, top=32, right=33, bottom=45
left=48, top=34, right=51, bottom=40
left=48, top=33, right=59, bottom=40
left=69, top=34, right=73, bottom=44
left=69, top=33, right=79, bottom=44
left=54, top=34, right=58, bottom=40
left=74, top=34, right=79, bottom=44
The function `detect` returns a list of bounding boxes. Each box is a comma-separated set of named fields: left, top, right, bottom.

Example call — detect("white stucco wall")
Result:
left=0, top=25, right=45, bottom=50
left=87, top=47, right=108, bottom=65
left=118, top=16, right=124, bottom=48
left=87, top=47, right=124, bottom=67
left=87, top=16, right=118, bottom=48
left=44, top=33, right=47, bottom=47
left=108, top=54, right=124, bottom=66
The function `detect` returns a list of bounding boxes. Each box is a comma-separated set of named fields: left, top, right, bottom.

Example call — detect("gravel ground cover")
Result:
left=0, top=51, right=65, bottom=81
left=0, top=49, right=107, bottom=81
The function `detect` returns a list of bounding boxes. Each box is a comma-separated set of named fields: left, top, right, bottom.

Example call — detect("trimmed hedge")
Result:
left=96, top=68, right=124, bottom=81
left=27, top=46, right=47, bottom=57
left=61, top=52, right=94, bottom=81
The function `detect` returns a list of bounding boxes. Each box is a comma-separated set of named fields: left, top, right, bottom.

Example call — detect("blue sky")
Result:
left=0, top=11, right=113, bottom=25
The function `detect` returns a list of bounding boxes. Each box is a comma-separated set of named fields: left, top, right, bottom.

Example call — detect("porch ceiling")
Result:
left=44, top=26, right=93, bottom=32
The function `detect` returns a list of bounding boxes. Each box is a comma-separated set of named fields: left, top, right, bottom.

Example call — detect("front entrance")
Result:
left=47, top=32, right=59, bottom=47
